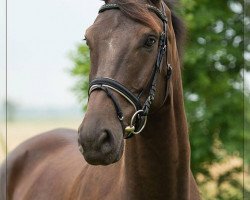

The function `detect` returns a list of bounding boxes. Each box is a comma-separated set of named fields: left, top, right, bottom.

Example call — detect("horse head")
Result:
left=78, top=0, right=176, bottom=165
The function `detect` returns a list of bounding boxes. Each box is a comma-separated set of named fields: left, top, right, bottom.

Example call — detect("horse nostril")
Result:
left=98, top=130, right=113, bottom=153
left=98, top=130, right=108, bottom=144
left=78, top=124, right=115, bottom=157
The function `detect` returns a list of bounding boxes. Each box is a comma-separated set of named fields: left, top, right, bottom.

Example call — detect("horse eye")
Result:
left=144, top=36, right=157, bottom=48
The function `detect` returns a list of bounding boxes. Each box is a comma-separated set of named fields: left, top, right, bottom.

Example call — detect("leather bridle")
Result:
left=88, top=3, right=172, bottom=139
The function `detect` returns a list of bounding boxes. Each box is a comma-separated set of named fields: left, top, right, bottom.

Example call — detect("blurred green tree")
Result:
left=69, top=45, right=90, bottom=110
left=69, top=0, right=248, bottom=199
left=180, top=0, right=248, bottom=199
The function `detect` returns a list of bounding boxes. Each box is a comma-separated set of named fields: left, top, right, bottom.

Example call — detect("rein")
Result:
left=88, top=3, right=172, bottom=139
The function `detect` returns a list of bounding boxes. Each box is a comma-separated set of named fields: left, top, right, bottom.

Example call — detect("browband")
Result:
left=89, top=3, right=171, bottom=138
left=99, top=3, right=168, bottom=22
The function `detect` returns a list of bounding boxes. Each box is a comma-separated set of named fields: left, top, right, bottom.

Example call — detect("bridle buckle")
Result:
left=125, top=125, right=135, bottom=134
left=125, top=110, right=148, bottom=135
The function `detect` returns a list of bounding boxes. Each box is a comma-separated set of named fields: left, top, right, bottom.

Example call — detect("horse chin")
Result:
left=113, top=139, right=124, bottom=163
left=80, top=139, right=124, bottom=166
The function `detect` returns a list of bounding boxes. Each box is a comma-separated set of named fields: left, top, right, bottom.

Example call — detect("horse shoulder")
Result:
left=1, top=128, right=82, bottom=199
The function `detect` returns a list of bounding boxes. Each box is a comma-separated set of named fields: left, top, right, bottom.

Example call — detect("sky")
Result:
left=0, top=0, right=249, bottom=115
left=0, top=0, right=6, bottom=112
left=0, top=0, right=102, bottom=112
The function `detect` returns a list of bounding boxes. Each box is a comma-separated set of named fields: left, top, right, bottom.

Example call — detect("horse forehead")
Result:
left=93, top=11, right=126, bottom=30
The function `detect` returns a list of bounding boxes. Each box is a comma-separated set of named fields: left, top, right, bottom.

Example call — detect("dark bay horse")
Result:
left=0, top=0, right=200, bottom=199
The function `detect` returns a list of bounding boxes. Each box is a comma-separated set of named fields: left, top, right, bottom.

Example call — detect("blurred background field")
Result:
left=0, top=108, right=83, bottom=163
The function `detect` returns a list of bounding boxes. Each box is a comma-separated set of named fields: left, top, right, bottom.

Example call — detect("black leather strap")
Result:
left=141, top=3, right=168, bottom=116
left=99, top=4, right=119, bottom=13
left=147, top=4, right=168, bottom=22
left=100, top=87, right=124, bottom=120
left=89, top=78, right=142, bottom=110
left=99, top=3, right=168, bottom=23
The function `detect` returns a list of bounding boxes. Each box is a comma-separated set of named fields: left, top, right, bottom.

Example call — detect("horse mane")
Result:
left=103, top=0, right=186, bottom=58
left=163, top=0, right=186, bottom=58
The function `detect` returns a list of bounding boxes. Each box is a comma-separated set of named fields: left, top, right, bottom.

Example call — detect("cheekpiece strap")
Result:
left=147, top=4, right=168, bottom=22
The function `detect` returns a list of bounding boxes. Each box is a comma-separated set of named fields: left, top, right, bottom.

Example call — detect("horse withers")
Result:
left=1, top=0, right=200, bottom=199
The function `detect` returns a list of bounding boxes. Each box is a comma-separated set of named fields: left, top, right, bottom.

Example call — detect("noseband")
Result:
left=89, top=3, right=172, bottom=139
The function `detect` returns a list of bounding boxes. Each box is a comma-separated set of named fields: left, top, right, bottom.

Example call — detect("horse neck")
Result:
left=122, top=69, right=191, bottom=199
